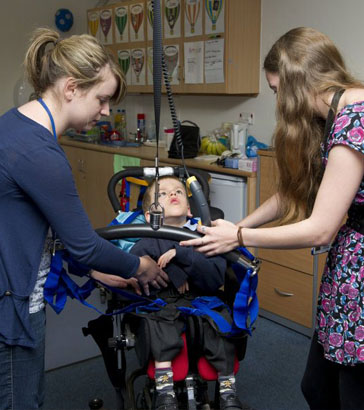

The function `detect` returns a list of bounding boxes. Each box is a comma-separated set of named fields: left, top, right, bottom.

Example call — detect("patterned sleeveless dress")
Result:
left=316, top=101, right=364, bottom=365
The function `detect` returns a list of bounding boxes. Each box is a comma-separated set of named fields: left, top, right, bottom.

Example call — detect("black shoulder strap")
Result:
left=323, top=88, right=345, bottom=151
left=181, top=120, right=199, bottom=128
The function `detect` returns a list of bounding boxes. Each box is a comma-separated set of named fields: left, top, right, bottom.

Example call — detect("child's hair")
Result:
left=263, top=27, right=363, bottom=223
left=142, top=176, right=186, bottom=213
left=24, top=27, right=125, bottom=103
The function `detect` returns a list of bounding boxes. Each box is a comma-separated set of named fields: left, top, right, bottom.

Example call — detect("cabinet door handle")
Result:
left=274, top=288, right=294, bottom=297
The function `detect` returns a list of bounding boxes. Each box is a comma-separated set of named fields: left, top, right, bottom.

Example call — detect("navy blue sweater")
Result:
left=0, top=108, right=139, bottom=347
left=130, top=237, right=226, bottom=293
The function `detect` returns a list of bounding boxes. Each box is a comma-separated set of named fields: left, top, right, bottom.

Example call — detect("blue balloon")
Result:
left=55, top=8, right=74, bottom=32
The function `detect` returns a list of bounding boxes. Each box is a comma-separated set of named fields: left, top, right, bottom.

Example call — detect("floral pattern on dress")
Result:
left=317, top=101, right=364, bottom=365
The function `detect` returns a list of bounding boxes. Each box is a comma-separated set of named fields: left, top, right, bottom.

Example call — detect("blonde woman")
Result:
left=181, top=27, right=364, bottom=409
left=0, top=28, right=167, bottom=409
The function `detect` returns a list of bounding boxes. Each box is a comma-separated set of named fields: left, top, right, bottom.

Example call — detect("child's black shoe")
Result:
left=220, top=393, right=244, bottom=410
left=155, top=393, right=179, bottom=410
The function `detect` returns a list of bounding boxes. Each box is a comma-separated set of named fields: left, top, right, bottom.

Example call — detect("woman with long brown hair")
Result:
left=181, top=27, right=364, bottom=408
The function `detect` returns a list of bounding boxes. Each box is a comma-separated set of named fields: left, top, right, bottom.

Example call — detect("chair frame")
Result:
left=84, top=166, right=259, bottom=410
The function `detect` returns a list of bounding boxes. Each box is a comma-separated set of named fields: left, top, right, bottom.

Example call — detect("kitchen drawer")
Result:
left=257, top=260, right=313, bottom=328
left=258, top=248, right=314, bottom=275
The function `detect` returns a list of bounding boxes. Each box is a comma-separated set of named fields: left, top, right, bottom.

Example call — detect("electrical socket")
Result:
left=239, top=112, right=254, bottom=125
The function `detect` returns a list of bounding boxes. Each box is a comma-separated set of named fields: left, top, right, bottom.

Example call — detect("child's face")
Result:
left=147, top=178, right=192, bottom=225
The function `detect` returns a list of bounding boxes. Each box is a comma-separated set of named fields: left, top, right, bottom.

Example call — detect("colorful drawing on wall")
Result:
left=185, top=0, right=202, bottom=37
left=118, top=49, right=131, bottom=84
left=146, top=0, right=154, bottom=41
left=118, top=50, right=131, bottom=75
left=100, top=9, right=112, bottom=44
left=147, top=47, right=153, bottom=86
left=115, top=6, right=128, bottom=42
left=205, top=0, right=224, bottom=34
left=88, top=11, right=99, bottom=37
left=147, top=1, right=154, bottom=29
left=164, top=0, right=181, bottom=38
left=131, top=48, right=145, bottom=84
left=163, top=45, right=179, bottom=84
left=130, top=3, right=144, bottom=41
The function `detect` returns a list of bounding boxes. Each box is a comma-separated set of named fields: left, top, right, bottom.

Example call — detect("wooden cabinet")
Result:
left=87, top=0, right=261, bottom=95
left=258, top=261, right=314, bottom=328
left=62, top=145, right=116, bottom=228
left=257, top=151, right=326, bottom=335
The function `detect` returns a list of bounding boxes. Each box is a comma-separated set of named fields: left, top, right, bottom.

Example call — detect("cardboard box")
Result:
left=238, top=157, right=258, bottom=172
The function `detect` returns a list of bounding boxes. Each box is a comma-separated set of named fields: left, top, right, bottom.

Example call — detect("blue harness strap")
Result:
left=44, top=210, right=147, bottom=314
left=177, top=264, right=258, bottom=337
left=231, top=265, right=258, bottom=336
left=44, top=249, right=96, bottom=314
left=178, top=296, right=233, bottom=334
left=44, top=248, right=170, bottom=315
left=125, top=180, right=130, bottom=212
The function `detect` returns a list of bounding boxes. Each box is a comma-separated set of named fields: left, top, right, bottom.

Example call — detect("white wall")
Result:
left=2, top=0, right=364, bottom=144
left=120, top=0, right=364, bottom=145
left=0, top=0, right=94, bottom=115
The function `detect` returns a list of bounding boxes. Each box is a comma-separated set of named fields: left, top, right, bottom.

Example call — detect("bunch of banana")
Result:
left=200, top=136, right=227, bottom=156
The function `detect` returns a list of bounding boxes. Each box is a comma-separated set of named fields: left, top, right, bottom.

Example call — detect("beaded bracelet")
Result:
left=237, top=226, right=245, bottom=247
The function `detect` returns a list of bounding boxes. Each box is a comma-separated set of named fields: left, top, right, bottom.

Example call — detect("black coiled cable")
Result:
left=161, top=53, right=189, bottom=177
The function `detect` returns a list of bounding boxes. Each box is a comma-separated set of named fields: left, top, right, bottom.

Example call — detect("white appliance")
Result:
left=231, top=122, right=248, bottom=154
left=208, top=172, right=247, bottom=223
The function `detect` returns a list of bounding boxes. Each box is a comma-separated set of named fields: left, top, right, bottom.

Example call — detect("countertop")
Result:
left=59, top=137, right=257, bottom=179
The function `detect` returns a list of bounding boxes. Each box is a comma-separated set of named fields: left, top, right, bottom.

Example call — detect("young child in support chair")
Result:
left=130, top=176, right=244, bottom=410
left=94, top=176, right=244, bottom=409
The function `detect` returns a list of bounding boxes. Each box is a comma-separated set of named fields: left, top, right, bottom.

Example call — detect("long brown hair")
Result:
left=264, top=27, right=363, bottom=223
left=24, top=28, right=126, bottom=103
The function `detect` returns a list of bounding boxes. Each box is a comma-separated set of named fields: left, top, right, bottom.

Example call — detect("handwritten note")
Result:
left=204, top=38, right=224, bottom=83
left=184, top=41, right=204, bottom=84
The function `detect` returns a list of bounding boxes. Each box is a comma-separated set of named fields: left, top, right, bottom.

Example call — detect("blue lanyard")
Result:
left=38, top=98, right=57, bottom=140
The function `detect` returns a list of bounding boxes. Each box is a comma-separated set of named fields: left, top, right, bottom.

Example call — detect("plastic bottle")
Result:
left=137, top=113, right=146, bottom=142
left=221, top=122, right=233, bottom=149
left=113, top=109, right=127, bottom=140
left=146, top=119, right=156, bottom=141
left=121, top=109, right=127, bottom=139
left=114, top=109, right=123, bottom=138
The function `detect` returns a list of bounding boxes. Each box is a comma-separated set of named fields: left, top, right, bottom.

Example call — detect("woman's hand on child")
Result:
left=90, top=270, right=142, bottom=295
left=158, top=249, right=176, bottom=268
left=178, top=281, right=189, bottom=294
left=179, top=219, right=239, bottom=256
left=136, top=256, right=169, bottom=296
